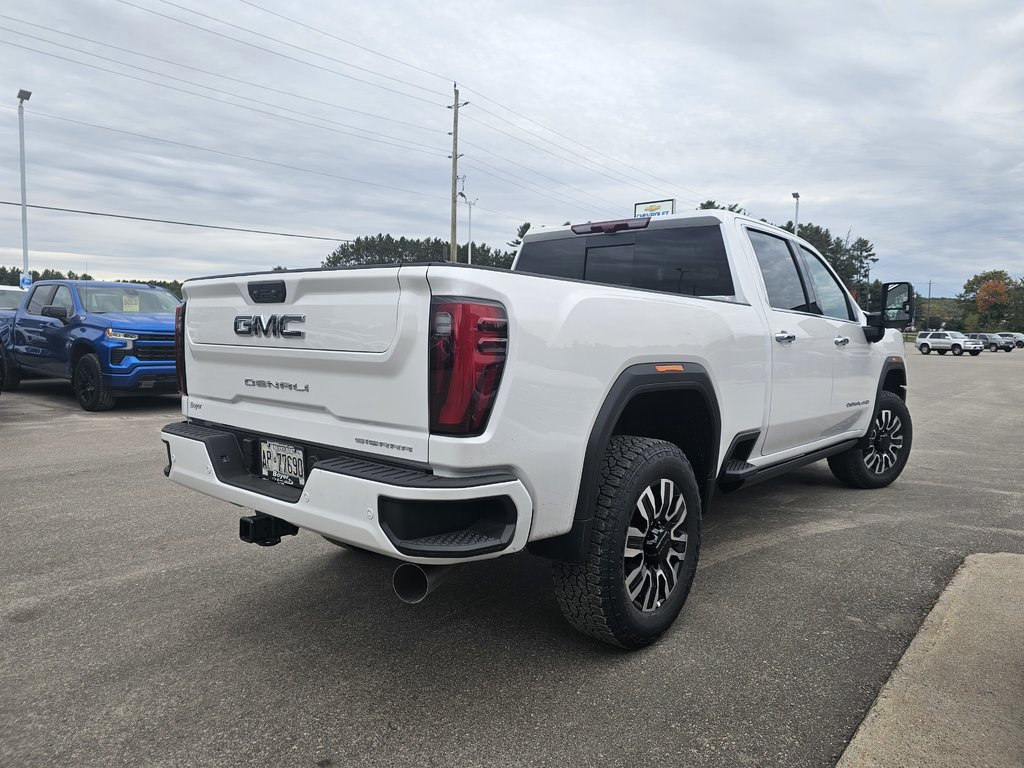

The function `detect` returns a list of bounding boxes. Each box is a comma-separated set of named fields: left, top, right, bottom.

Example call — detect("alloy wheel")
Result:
left=863, top=408, right=904, bottom=475
left=623, top=478, right=689, bottom=612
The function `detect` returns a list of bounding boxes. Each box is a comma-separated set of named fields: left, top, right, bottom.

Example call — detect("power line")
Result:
left=0, top=37, right=448, bottom=157
left=233, top=0, right=453, bottom=84
left=113, top=0, right=448, bottom=104
left=461, top=89, right=713, bottom=203
left=0, top=13, right=445, bottom=136
left=186, top=0, right=713, bottom=203
left=462, top=139, right=627, bottom=212
left=0, top=201, right=350, bottom=241
left=0, top=106, right=451, bottom=201
left=223, top=0, right=709, bottom=201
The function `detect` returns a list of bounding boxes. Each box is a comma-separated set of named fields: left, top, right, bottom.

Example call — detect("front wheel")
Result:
left=552, top=436, right=701, bottom=649
left=828, top=391, right=912, bottom=489
left=969, top=350, right=981, bottom=356
left=73, top=353, right=116, bottom=411
left=951, top=346, right=963, bottom=356
left=918, top=344, right=930, bottom=355
left=989, top=344, right=998, bottom=352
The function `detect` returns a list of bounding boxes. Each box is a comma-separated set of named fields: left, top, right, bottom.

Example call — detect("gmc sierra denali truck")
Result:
left=161, top=210, right=914, bottom=648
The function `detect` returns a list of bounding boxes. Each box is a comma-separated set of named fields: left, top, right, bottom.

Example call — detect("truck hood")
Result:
left=93, top=311, right=176, bottom=331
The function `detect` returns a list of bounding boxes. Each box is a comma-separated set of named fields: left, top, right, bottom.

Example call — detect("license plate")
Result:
left=260, top=440, right=305, bottom=487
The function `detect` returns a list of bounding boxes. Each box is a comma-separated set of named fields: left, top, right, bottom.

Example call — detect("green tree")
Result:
left=959, top=270, right=1015, bottom=330
left=698, top=200, right=750, bottom=215
left=323, top=235, right=448, bottom=267
left=507, top=222, right=531, bottom=250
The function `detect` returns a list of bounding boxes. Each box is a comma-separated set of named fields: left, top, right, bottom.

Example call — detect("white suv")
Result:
left=915, top=331, right=983, bottom=356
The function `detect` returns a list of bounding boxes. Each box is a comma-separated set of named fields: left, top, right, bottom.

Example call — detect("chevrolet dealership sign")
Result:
left=633, top=199, right=676, bottom=218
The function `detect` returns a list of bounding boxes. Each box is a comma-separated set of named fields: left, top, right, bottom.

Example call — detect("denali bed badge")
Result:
left=234, top=314, right=305, bottom=338
left=245, top=379, right=310, bottom=392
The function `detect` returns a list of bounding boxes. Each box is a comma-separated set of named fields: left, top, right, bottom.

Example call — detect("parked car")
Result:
left=996, top=332, right=1024, bottom=349
left=0, top=285, right=26, bottom=309
left=966, top=333, right=1015, bottom=352
left=915, top=331, right=983, bottom=356
left=0, top=280, right=180, bottom=410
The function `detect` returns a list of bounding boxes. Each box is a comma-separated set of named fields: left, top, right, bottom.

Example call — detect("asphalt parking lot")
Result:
left=1, top=350, right=1022, bottom=768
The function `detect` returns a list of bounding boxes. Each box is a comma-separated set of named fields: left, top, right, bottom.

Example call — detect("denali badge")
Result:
left=234, top=314, right=305, bottom=338
left=245, top=379, right=310, bottom=392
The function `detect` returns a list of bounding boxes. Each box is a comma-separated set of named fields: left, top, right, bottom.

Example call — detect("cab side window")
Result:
left=747, top=230, right=809, bottom=312
left=798, top=247, right=856, bottom=322
left=26, top=285, right=57, bottom=314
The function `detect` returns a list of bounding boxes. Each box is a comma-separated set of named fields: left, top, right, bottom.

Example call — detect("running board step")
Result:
left=720, top=460, right=757, bottom=480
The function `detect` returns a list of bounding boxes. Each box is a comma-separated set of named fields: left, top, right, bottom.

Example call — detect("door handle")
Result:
left=834, top=336, right=850, bottom=346
left=774, top=331, right=796, bottom=344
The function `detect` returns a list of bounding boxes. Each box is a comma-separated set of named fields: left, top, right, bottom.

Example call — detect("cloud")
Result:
left=0, top=0, right=1020, bottom=297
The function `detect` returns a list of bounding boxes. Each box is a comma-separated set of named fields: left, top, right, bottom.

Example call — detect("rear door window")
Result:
left=747, top=230, right=810, bottom=312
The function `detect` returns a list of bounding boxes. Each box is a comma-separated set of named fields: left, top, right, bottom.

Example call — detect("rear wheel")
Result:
left=73, top=354, right=116, bottom=411
left=918, top=344, right=930, bottom=354
left=828, top=391, right=912, bottom=489
left=552, top=436, right=701, bottom=649
left=951, top=346, right=963, bottom=356
left=969, top=350, right=981, bottom=356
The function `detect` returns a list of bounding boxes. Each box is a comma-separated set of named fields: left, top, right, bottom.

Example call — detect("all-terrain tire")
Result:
left=828, top=390, right=912, bottom=489
left=552, top=436, right=701, bottom=649
left=73, top=353, right=116, bottom=411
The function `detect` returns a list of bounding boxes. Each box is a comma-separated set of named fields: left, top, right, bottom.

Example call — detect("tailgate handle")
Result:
left=248, top=280, right=287, bottom=304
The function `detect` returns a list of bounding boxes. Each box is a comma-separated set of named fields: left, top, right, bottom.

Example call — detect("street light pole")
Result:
left=18, top=89, right=32, bottom=288
left=460, top=194, right=477, bottom=265
left=791, top=191, right=800, bottom=239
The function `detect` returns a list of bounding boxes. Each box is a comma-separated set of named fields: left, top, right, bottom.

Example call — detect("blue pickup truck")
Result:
left=0, top=280, right=180, bottom=410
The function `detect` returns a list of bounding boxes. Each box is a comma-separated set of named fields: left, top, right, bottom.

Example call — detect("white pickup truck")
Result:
left=161, top=210, right=914, bottom=648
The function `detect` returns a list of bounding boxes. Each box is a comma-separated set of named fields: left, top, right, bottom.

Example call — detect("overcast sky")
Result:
left=1, top=0, right=1021, bottom=296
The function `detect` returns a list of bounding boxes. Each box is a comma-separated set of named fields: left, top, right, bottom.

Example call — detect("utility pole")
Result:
left=447, top=84, right=468, bottom=262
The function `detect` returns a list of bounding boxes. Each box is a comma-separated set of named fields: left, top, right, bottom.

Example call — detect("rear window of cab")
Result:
left=516, top=224, right=735, bottom=299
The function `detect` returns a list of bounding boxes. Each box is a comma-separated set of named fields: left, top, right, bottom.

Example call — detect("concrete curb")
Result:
left=836, top=552, right=1024, bottom=768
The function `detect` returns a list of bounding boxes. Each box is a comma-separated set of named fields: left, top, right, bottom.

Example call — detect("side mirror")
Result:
left=864, top=282, right=914, bottom=343
left=41, top=305, right=70, bottom=323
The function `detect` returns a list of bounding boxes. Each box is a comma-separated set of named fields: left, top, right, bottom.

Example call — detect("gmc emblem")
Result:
left=233, top=314, right=306, bottom=338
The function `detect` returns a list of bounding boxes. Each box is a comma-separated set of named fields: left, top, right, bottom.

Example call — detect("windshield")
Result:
left=948, top=332, right=966, bottom=338
left=79, top=285, right=180, bottom=314
left=0, top=288, right=24, bottom=309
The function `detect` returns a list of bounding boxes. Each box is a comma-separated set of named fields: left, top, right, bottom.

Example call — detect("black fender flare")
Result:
left=528, top=362, right=721, bottom=562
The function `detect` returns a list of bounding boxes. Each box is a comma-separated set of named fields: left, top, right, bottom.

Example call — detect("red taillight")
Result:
left=175, top=303, right=187, bottom=396
left=429, top=298, right=508, bottom=436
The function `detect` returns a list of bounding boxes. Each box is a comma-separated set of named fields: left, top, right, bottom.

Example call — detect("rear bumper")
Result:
left=160, top=421, right=533, bottom=565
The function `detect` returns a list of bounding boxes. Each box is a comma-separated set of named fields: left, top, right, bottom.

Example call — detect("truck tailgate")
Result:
left=181, top=266, right=432, bottom=463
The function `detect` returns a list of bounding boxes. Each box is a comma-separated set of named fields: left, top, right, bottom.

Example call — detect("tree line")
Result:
left=921, top=270, right=1024, bottom=332
left=0, top=265, right=183, bottom=298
